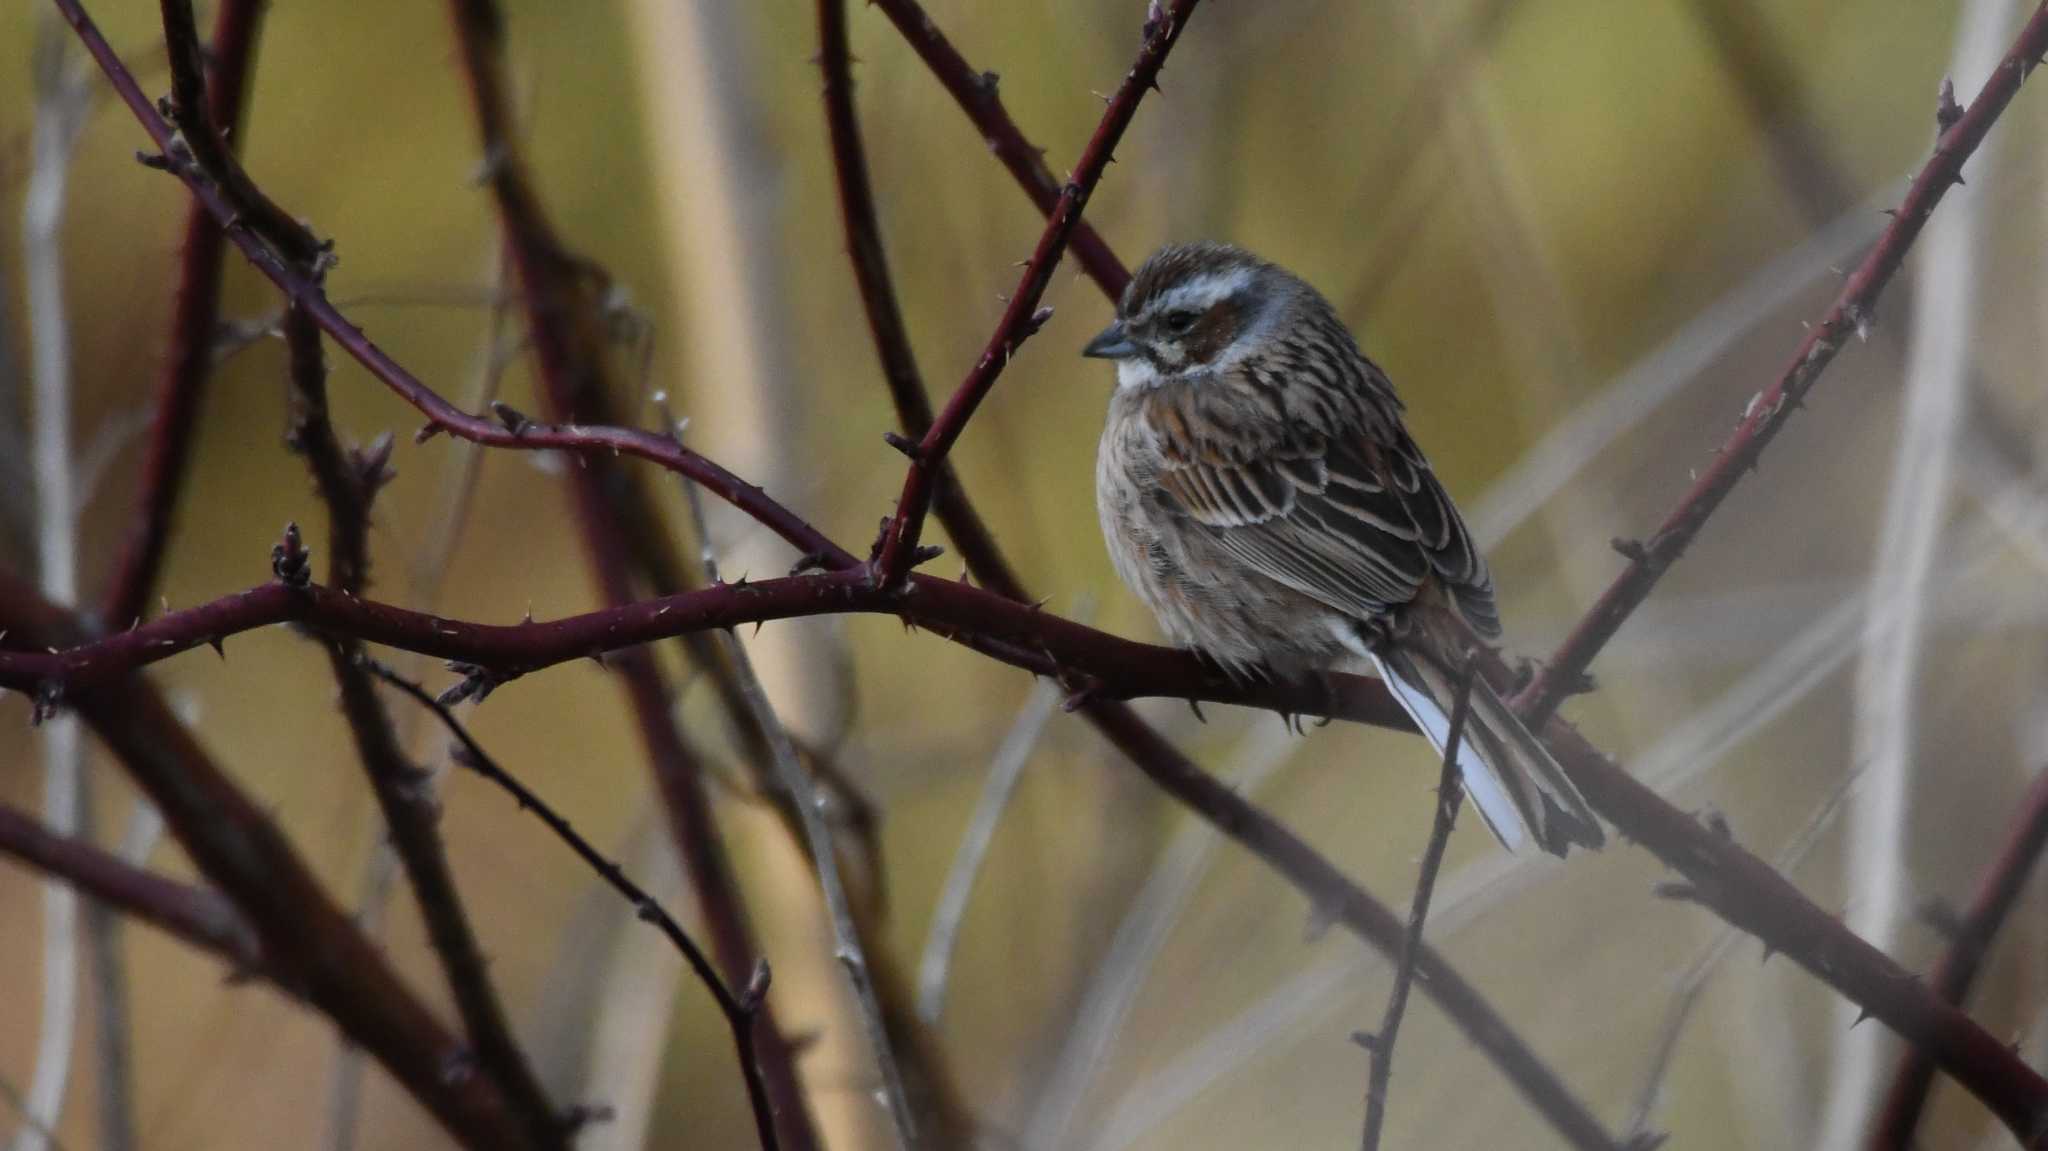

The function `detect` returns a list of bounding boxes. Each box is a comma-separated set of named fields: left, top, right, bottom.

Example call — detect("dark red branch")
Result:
left=0, top=574, right=540, bottom=1151
left=1870, top=763, right=2048, bottom=1147
left=0, top=570, right=1409, bottom=728
left=101, top=0, right=266, bottom=630
left=367, top=662, right=781, bottom=1151
left=55, top=0, right=838, bottom=566
left=1511, top=669, right=2048, bottom=1143
left=155, top=0, right=321, bottom=267
left=0, top=803, right=267, bottom=981
left=871, top=0, right=1197, bottom=585
left=282, top=305, right=566, bottom=1150
left=865, top=0, right=1130, bottom=297
left=1513, top=2, right=2048, bottom=724
left=819, top=13, right=1614, bottom=1142
left=444, top=4, right=821, bottom=1145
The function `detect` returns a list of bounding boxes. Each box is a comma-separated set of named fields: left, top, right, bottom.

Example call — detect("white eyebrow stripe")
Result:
left=1149, top=267, right=1253, bottom=317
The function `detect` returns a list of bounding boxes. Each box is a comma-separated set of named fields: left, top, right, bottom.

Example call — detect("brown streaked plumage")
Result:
left=1087, top=242, right=1600, bottom=855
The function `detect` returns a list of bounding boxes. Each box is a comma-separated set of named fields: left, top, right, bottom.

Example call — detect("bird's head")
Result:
left=1083, top=242, right=1296, bottom=389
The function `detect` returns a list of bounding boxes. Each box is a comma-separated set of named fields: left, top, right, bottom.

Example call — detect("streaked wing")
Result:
left=1154, top=413, right=1500, bottom=638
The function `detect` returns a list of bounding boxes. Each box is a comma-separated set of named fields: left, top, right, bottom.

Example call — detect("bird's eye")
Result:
left=1163, top=310, right=1200, bottom=335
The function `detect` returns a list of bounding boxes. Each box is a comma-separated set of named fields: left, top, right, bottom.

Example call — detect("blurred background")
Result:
left=2, top=0, right=2047, bottom=1147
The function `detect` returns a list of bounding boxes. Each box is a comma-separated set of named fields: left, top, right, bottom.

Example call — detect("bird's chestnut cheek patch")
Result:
left=1183, top=298, right=1245, bottom=364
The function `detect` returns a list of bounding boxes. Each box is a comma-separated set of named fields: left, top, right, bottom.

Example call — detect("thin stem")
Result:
left=683, top=481, right=920, bottom=1150
left=872, top=0, right=1198, bottom=584
left=1512, top=0, right=2048, bottom=724
left=1870, top=763, right=2048, bottom=1146
left=0, top=574, right=540, bottom=1150
left=364, top=663, right=782, bottom=1151
left=0, top=803, right=267, bottom=982
left=100, top=0, right=270, bottom=631
left=1361, top=665, right=1474, bottom=1151
left=441, top=3, right=824, bottom=1143
left=281, top=305, right=566, bottom=1149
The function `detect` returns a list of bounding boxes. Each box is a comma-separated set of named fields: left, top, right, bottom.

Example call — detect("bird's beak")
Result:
left=1082, top=320, right=1137, bottom=360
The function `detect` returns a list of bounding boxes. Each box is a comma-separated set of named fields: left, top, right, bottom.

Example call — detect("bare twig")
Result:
left=100, top=0, right=270, bottom=631
left=281, top=303, right=566, bottom=1149
left=1824, top=5, right=2021, bottom=1144
left=871, top=0, right=1198, bottom=585
left=48, top=0, right=2048, bottom=1139
left=0, top=577, right=542, bottom=1150
left=1360, top=665, right=1474, bottom=1151
left=864, top=0, right=1131, bottom=296
left=1512, top=0, right=2048, bottom=725
left=1871, top=764, right=2048, bottom=1146
left=683, top=480, right=919, bottom=1149
left=0, top=803, right=266, bottom=980
left=365, top=662, right=782, bottom=1151
left=442, top=3, right=823, bottom=1143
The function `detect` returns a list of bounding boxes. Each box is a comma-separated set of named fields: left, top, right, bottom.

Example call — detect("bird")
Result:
left=1085, top=241, right=1601, bottom=856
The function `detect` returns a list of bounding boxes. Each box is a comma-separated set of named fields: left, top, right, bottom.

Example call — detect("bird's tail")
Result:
left=1368, top=647, right=1603, bottom=856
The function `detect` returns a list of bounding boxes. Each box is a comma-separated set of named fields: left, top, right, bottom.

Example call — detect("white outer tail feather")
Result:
left=1367, top=651, right=1528, bottom=853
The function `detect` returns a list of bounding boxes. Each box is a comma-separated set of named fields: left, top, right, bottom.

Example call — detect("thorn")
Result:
left=31, top=682, right=63, bottom=726
left=1851, top=1006, right=1874, bottom=1029
left=1187, top=698, right=1207, bottom=723
left=270, top=522, right=312, bottom=588
left=1610, top=536, right=1649, bottom=563
left=741, top=959, right=773, bottom=1011
left=909, top=544, right=945, bottom=568
left=1024, top=305, right=1054, bottom=335
left=490, top=401, right=533, bottom=435
left=1301, top=901, right=1335, bottom=943
left=1917, top=896, right=1966, bottom=942
left=977, top=70, right=1000, bottom=96
left=788, top=551, right=832, bottom=577
left=1350, top=1030, right=1378, bottom=1052
left=353, top=431, right=397, bottom=499
left=207, top=635, right=226, bottom=659
left=1653, top=880, right=1701, bottom=904
left=1936, top=77, right=1964, bottom=135
left=414, top=421, right=445, bottom=444
left=882, top=431, right=922, bottom=460
left=135, top=150, right=174, bottom=171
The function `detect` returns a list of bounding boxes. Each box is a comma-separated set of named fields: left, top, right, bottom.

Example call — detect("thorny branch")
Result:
left=22, top=0, right=2048, bottom=1144
left=819, top=5, right=1618, bottom=1145
left=364, top=663, right=783, bottom=1151
left=1870, top=762, right=2048, bottom=1146
left=1511, top=2, right=2048, bottom=725
left=442, top=1, right=823, bottom=1145
left=281, top=302, right=567, bottom=1150
left=870, top=0, right=1198, bottom=586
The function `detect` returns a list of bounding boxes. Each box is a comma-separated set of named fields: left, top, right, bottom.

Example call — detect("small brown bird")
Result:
left=1087, top=242, right=1600, bottom=855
